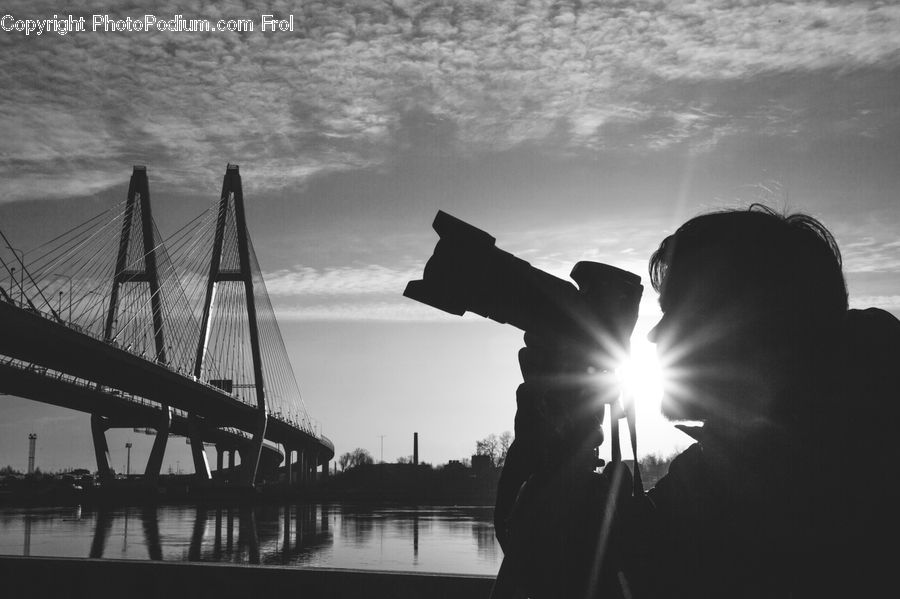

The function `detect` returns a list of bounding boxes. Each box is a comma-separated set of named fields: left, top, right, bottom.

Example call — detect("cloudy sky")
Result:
left=1, top=0, right=899, bottom=472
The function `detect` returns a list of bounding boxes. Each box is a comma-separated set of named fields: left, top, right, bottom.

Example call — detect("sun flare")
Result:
left=617, top=339, right=665, bottom=417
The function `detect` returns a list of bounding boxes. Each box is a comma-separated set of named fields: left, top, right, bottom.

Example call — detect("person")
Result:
left=492, top=204, right=900, bottom=598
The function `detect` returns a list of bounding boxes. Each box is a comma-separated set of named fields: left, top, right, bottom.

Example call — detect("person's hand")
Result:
left=514, top=332, right=620, bottom=469
left=496, top=331, right=625, bottom=552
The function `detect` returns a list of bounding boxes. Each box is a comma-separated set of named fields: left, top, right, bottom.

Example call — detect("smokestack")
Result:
left=413, top=432, right=418, bottom=466
left=27, top=433, right=36, bottom=474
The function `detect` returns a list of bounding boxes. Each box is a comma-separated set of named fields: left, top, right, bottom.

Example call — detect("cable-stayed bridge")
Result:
left=0, top=165, right=333, bottom=487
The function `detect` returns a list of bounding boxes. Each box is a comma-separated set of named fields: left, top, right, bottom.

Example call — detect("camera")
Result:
left=403, top=210, right=643, bottom=371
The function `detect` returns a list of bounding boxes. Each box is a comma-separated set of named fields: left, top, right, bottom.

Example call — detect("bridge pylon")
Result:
left=95, top=166, right=173, bottom=482
left=194, top=164, right=268, bottom=487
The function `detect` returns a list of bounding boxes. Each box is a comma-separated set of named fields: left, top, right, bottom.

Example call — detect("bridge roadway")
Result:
left=0, top=299, right=334, bottom=475
left=0, top=357, right=285, bottom=473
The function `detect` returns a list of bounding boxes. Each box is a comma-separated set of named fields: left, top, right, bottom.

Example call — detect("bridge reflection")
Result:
left=6, top=503, right=502, bottom=576
left=79, top=504, right=333, bottom=565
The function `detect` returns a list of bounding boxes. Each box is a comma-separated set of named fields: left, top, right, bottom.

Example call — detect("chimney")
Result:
left=27, top=433, right=37, bottom=474
left=413, top=432, right=419, bottom=466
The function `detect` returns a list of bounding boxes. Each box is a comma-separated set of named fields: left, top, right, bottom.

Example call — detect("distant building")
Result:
left=471, top=454, right=493, bottom=475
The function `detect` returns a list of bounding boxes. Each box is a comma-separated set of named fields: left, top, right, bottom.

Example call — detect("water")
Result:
left=0, top=504, right=503, bottom=575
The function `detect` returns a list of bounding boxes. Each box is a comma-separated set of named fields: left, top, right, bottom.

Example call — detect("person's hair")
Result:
left=649, top=204, right=848, bottom=324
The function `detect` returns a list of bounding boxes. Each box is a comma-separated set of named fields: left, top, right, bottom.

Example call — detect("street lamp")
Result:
left=84, top=288, right=109, bottom=334
left=10, top=248, right=24, bottom=304
left=125, top=442, right=132, bottom=476
left=51, top=273, right=73, bottom=322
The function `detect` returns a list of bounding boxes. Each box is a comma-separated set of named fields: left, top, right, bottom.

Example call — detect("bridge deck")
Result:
left=0, top=300, right=332, bottom=462
left=0, top=358, right=285, bottom=470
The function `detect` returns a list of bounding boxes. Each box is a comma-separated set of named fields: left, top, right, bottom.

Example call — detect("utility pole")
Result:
left=125, top=442, right=132, bottom=476
left=378, top=435, right=385, bottom=463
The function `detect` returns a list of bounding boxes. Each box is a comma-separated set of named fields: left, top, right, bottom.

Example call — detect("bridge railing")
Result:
left=0, top=355, right=187, bottom=417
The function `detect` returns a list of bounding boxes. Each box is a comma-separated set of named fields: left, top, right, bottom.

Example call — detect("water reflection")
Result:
left=414, top=507, right=419, bottom=563
left=143, top=507, right=162, bottom=560
left=89, top=509, right=112, bottom=559
left=23, top=512, right=31, bottom=557
left=473, top=522, right=500, bottom=561
left=0, top=503, right=501, bottom=575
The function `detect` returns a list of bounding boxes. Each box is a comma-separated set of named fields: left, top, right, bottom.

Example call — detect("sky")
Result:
left=1, top=0, right=899, bottom=474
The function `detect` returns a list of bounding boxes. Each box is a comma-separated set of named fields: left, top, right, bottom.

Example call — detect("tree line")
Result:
left=335, top=433, right=676, bottom=482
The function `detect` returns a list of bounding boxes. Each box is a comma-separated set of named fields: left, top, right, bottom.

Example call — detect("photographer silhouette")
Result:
left=493, top=205, right=900, bottom=598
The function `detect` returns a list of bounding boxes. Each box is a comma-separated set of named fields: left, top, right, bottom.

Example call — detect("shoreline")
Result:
left=0, top=556, right=496, bottom=599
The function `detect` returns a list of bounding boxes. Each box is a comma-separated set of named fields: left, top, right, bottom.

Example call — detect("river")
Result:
left=0, top=503, right=503, bottom=575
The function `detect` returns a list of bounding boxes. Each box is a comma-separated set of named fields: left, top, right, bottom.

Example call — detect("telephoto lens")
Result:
left=404, top=210, right=643, bottom=369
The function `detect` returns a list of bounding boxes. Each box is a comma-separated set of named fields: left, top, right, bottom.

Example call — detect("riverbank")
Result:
left=0, top=462, right=501, bottom=507
left=0, top=556, right=495, bottom=599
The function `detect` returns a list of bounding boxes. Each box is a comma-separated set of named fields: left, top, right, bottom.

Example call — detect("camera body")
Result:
left=404, top=211, right=643, bottom=371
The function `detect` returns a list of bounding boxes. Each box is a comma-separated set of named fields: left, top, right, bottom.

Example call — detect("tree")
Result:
left=497, top=431, right=513, bottom=468
left=475, top=431, right=513, bottom=467
left=638, top=453, right=676, bottom=488
left=338, top=447, right=374, bottom=471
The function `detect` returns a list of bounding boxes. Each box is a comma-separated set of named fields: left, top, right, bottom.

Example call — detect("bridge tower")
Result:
left=93, top=166, right=173, bottom=483
left=194, top=164, right=268, bottom=487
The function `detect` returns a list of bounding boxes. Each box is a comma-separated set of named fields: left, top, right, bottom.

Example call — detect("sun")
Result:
left=617, top=337, right=665, bottom=418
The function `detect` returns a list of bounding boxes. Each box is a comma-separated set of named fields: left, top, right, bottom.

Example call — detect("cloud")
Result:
left=259, top=213, right=668, bottom=321
left=833, top=217, right=900, bottom=274
left=843, top=247, right=900, bottom=273
left=274, top=299, right=460, bottom=322
left=849, top=295, right=900, bottom=315
left=263, top=262, right=452, bottom=321
left=264, top=263, right=422, bottom=297
left=2, top=1, right=899, bottom=202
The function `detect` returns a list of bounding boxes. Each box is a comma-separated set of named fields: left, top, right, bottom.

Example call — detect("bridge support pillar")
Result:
left=285, top=447, right=293, bottom=485
left=188, top=417, right=211, bottom=481
left=241, top=410, right=267, bottom=487
left=91, top=415, right=114, bottom=483
left=238, top=447, right=255, bottom=483
left=294, top=449, right=304, bottom=486
left=298, top=449, right=306, bottom=487
left=215, top=446, right=225, bottom=477
left=311, top=451, right=319, bottom=485
left=144, top=407, right=171, bottom=483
